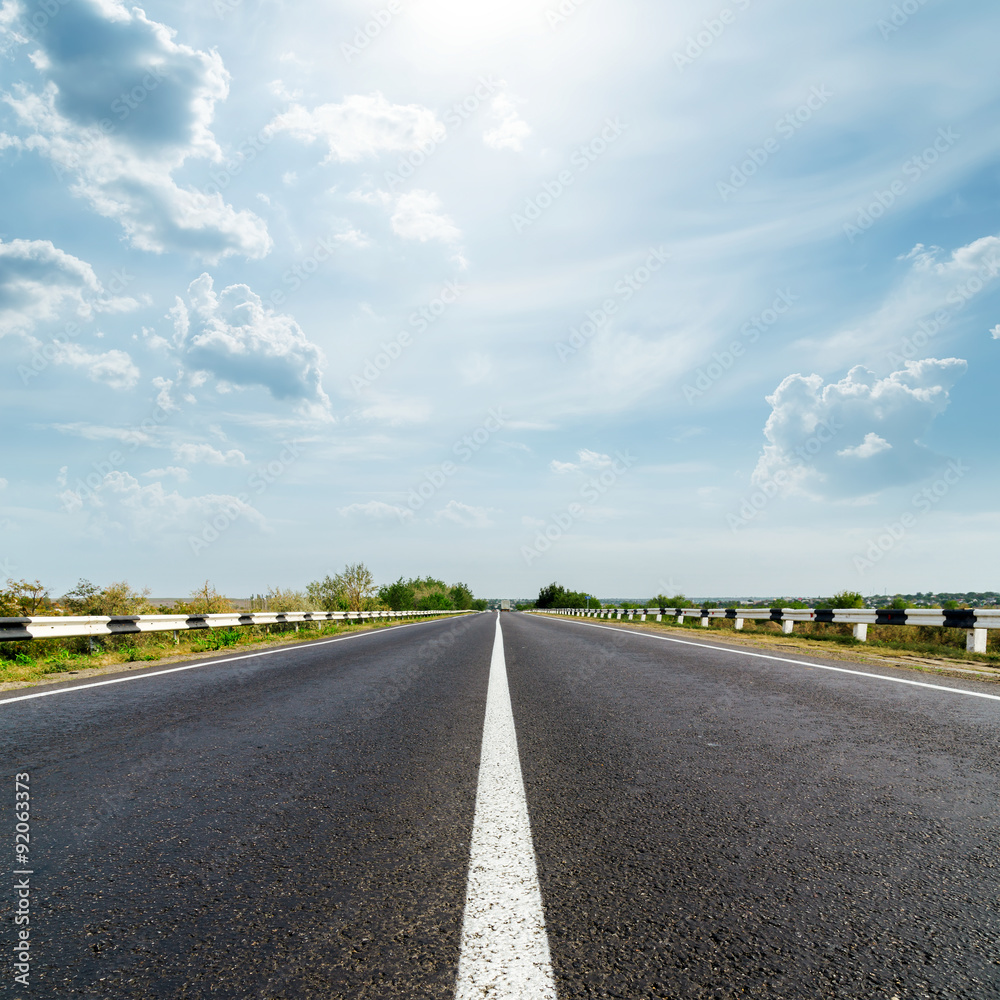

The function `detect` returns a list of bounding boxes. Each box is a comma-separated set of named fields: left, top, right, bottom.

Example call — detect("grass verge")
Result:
left=0, top=615, right=465, bottom=692
left=542, top=613, right=1000, bottom=681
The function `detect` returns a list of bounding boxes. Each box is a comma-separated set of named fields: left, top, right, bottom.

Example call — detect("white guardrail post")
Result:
left=0, top=609, right=475, bottom=645
left=527, top=607, right=998, bottom=652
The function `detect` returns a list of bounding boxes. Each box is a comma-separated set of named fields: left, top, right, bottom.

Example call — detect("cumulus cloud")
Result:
left=172, top=442, right=247, bottom=466
left=0, top=238, right=101, bottom=335
left=837, top=432, right=892, bottom=460
left=142, top=466, right=190, bottom=482
left=338, top=500, right=412, bottom=522
left=389, top=189, right=461, bottom=244
left=170, top=273, right=330, bottom=416
left=1, top=0, right=270, bottom=260
left=267, top=92, right=443, bottom=163
left=483, top=92, right=531, bottom=152
left=753, top=359, right=967, bottom=499
left=550, top=449, right=615, bottom=474
left=59, top=470, right=265, bottom=541
left=990, top=324, right=1000, bottom=340
left=52, top=342, right=140, bottom=389
left=436, top=501, right=495, bottom=528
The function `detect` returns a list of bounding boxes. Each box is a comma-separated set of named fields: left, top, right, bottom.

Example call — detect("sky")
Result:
left=0, top=0, right=997, bottom=601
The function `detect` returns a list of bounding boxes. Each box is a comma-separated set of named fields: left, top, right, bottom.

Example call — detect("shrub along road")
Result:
left=2, top=612, right=998, bottom=998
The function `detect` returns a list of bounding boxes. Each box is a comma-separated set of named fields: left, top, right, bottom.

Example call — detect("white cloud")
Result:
left=0, top=477, right=7, bottom=489
left=991, top=324, right=1000, bottom=340
left=550, top=449, right=615, bottom=474
left=753, top=359, right=968, bottom=499
left=172, top=442, right=247, bottom=466
left=436, top=501, right=495, bottom=528
left=170, top=273, right=330, bottom=415
left=482, top=92, right=531, bottom=152
left=61, top=470, right=265, bottom=540
left=51, top=422, right=152, bottom=446
left=143, top=466, right=190, bottom=482
left=388, top=189, right=461, bottom=244
left=52, top=342, right=140, bottom=389
left=1, top=1, right=270, bottom=261
left=837, top=432, right=892, bottom=460
left=337, top=500, right=412, bottom=522
left=267, top=92, right=443, bottom=163
left=0, top=238, right=101, bottom=335
left=814, top=236, right=1000, bottom=363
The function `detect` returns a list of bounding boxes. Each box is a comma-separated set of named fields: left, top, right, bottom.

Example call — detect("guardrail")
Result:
left=532, top=607, right=1000, bottom=653
left=0, top=609, right=474, bottom=647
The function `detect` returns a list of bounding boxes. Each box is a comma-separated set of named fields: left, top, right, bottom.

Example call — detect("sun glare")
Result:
left=408, top=0, right=550, bottom=48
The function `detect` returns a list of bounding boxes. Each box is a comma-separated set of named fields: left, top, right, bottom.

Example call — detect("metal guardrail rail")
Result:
left=532, top=607, right=1000, bottom=653
left=0, top=609, right=474, bottom=644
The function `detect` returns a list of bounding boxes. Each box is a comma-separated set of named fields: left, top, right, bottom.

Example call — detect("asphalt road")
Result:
left=3, top=612, right=999, bottom=998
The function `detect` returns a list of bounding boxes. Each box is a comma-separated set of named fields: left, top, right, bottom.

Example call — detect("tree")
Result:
left=1, top=579, right=52, bottom=616
left=449, top=582, right=475, bottom=610
left=535, top=583, right=593, bottom=609
left=417, top=590, right=455, bottom=611
left=63, top=578, right=100, bottom=614
left=306, top=575, right=344, bottom=611
left=829, top=590, right=865, bottom=609
left=183, top=581, right=232, bottom=614
left=652, top=593, right=693, bottom=608
left=263, top=586, right=317, bottom=612
left=378, top=577, right=416, bottom=611
left=307, top=564, right=378, bottom=613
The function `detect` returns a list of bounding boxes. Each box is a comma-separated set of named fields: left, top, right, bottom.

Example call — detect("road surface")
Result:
left=3, top=612, right=998, bottom=998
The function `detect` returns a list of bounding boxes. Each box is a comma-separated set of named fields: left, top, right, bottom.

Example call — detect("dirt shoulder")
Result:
left=539, top=614, right=1000, bottom=685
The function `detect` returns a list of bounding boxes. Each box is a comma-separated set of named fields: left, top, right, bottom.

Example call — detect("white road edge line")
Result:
left=533, top=615, right=1000, bottom=703
left=455, top=614, right=557, bottom=1000
left=0, top=616, right=469, bottom=707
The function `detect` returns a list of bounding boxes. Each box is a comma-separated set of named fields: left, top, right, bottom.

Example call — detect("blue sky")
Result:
left=1, top=0, right=997, bottom=600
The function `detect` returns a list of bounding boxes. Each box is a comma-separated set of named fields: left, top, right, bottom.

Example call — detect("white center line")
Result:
left=455, top=615, right=557, bottom=1000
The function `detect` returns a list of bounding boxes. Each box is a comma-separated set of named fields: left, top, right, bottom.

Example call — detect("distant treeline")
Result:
left=522, top=584, right=998, bottom=611
left=0, top=565, right=488, bottom=618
